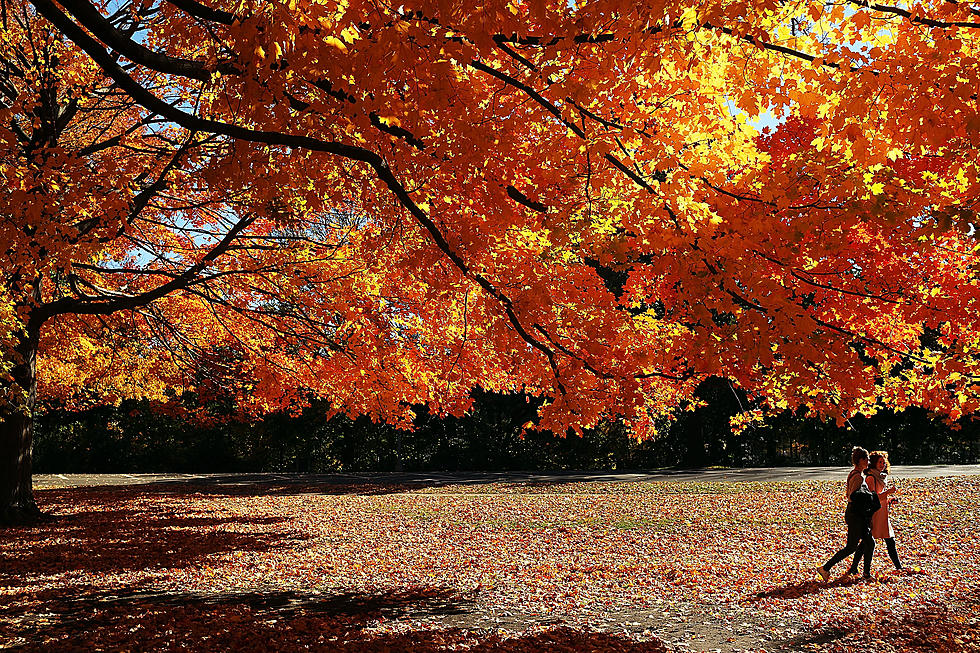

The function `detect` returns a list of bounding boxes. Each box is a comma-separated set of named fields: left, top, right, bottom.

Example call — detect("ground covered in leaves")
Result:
left=2, top=477, right=978, bottom=652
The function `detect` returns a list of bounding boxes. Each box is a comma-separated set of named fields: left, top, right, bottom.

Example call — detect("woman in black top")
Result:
left=816, top=446, right=876, bottom=580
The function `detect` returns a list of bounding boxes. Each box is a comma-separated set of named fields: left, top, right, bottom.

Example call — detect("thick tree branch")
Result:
left=53, top=0, right=235, bottom=80
left=370, top=111, right=424, bottom=149
left=164, top=0, right=235, bottom=25
left=506, top=185, right=547, bottom=213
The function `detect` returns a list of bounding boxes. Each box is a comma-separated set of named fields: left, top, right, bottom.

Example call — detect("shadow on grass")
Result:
left=34, top=469, right=727, bottom=498
left=74, top=479, right=441, bottom=498
left=0, top=490, right=296, bottom=584
left=32, top=477, right=629, bottom=503
left=1, top=586, right=671, bottom=652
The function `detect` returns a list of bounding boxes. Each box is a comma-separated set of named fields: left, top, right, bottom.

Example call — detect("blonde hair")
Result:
left=869, top=450, right=890, bottom=474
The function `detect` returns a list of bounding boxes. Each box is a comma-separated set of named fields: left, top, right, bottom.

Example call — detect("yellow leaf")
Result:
left=680, top=6, right=698, bottom=29
left=341, top=26, right=360, bottom=44
left=324, top=36, right=348, bottom=52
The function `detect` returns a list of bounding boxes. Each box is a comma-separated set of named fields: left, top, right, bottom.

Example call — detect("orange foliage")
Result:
left=2, top=0, right=980, bottom=434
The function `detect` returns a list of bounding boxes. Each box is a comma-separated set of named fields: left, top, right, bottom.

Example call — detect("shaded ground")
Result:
left=33, top=464, right=980, bottom=490
left=5, top=476, right=980, bottom=652
left=2, top=584, right=772, bottom=652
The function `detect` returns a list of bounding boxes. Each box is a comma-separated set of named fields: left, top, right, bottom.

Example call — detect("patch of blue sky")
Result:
left=724, top=96, right=786, bottom=134
left=748, top=107, right=784, bottom=133
left=718, top=0, right=904, bottom=137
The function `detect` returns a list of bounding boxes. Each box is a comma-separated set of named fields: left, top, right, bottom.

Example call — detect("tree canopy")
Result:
left=3, top=0, right=980, bottom=517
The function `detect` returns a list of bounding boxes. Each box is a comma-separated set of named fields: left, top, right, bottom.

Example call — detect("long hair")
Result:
left=869, top=450, right=891, bottom=474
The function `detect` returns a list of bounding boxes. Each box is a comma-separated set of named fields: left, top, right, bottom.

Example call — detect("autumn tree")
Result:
left=3, top=0, right=980, bottom=521
left=1, top=0, right=490, bottom=521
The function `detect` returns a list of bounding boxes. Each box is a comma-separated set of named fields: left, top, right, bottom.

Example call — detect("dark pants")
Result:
left=851, top=537, right=901, bottom=572
left=823, top=509, right=874, bottom=576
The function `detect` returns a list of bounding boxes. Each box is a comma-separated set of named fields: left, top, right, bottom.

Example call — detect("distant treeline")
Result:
left=34, top=378, right=980, bottom=473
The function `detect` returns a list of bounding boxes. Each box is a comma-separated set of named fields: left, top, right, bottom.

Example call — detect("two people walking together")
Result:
left=817, top=446, right=904, bottom=581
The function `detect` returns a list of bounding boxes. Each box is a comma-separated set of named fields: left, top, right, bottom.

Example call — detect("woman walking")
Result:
left=848, top=450, right=901, bottom=573
left=816, top=446, right=877, bottom=581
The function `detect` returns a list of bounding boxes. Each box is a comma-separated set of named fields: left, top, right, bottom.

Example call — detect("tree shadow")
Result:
left=166, top=480, right=432, bottom=497
left=33, top=469, right=737, bottom=498
left=92, top=473, right=668, bottom=498
left=76, top=479, right=441, bottom=497
left=0, top=493, right=296, bottom=585
left=1, top=586, right=671, bottom=652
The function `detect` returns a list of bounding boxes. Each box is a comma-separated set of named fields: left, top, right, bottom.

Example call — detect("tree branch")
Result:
left=164, top=0, right=235, bottom=25
left=39, top=213, right=255, bottom=320
left=54, top=0, right=235, bottom=80
left=848, top=0, right=980, bottom=29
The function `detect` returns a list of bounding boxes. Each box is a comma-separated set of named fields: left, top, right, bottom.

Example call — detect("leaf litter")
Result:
left=1, top=477, right=978, bottom=651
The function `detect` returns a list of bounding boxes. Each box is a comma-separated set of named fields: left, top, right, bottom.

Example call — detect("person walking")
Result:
left=816, top=446, right=878, bottom=581
left=848, top=450, right=901, bottom=573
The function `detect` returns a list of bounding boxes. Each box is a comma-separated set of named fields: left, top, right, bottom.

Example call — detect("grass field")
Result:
left=2, top=477, right=978, bottom=651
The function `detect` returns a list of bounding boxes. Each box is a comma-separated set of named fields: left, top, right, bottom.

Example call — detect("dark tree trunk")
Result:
left=1, top=329, right=41, bottom=525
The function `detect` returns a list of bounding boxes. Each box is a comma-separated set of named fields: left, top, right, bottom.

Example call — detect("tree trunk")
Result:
left=1, top=329, right=40, bottom=525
